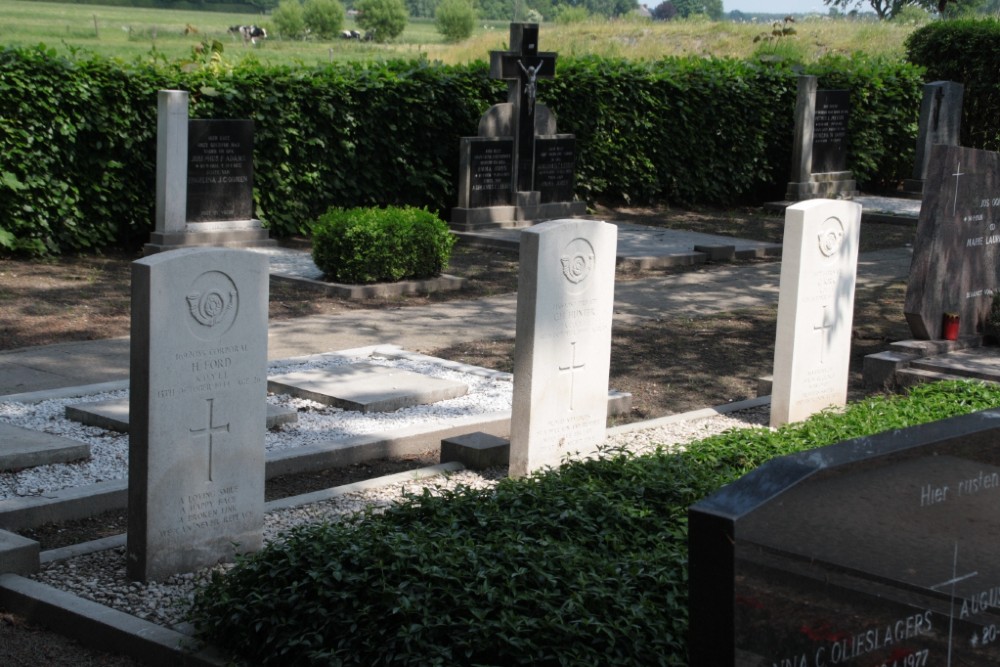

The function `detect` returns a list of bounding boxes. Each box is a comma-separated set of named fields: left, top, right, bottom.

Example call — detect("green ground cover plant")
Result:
left=188, top=380, right=1000, bottom=666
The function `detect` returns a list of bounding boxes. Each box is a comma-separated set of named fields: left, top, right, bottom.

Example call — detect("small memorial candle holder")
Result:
left=942, top=312, right=960, bottom=341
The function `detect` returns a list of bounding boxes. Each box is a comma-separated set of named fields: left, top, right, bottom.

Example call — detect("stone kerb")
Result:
left=509, top=219, right=617, bottom=477
left=128, top=247, right=268, bottom=581
left=770, top=199, right=861, bottom=427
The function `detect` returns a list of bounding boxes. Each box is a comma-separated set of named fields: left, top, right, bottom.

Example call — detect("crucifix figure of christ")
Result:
left=189, top=397, right=230, bottom=482
left=489, top=23, right=557, bottom=193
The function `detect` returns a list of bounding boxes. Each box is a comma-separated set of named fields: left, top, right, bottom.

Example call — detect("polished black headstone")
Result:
left=186, top=119, right=254, bottom=222
left=468, top=139, right=514, bottom=208
left=904, top=144, right=1000, bottom=339
left=812, top=89, right=850, bottom=174
left=534, top=136, right=576, bottom=204
left=689, top=409, right=1000, bottom=666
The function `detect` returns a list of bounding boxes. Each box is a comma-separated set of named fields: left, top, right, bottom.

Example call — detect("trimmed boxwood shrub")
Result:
left=311, top=205, right=456, bottom=284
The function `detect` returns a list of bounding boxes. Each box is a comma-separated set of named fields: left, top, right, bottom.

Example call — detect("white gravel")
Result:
left=2, top=343, right=770, bottom=636
left=0, top=348, right=513, bottom=500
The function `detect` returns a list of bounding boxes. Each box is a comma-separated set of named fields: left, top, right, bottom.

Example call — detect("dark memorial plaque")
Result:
left=689, top=410, right=1000, bottom=666
left=812, top=89, right=850, bottom=174
left=468, top=139, right=514, bottom=208
left=534, top=136, right=576, bottom=204
left=905, top=144, right=1000, bottom=339
left=186, top=119, right=254, bottom=222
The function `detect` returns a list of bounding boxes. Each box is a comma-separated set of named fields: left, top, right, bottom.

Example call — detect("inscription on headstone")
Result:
left=467, top=138, right=514, bottom=208
left=811, top=89, right=850, bottom=174
left=534, top=136, right=576, bottom=204
left=904, top=144, right=1000, bottom=339
left=770, top=199, right=861, bottom=427
left=509, top=219, right=617, bottom=477
left=689, top=409, right=1000, bottom=666
left=186, top=119, right=255, bottom=223
left=127, top=247, right=267, bottom=582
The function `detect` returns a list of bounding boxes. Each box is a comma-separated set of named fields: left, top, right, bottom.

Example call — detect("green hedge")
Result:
left=905, top=18, right=1000, bottom=152
left=0, top=46, right=923, bottom=255
left=187, top=380, right=1000, bottom=666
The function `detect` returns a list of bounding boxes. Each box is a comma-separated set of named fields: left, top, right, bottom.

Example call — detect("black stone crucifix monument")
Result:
left=488, top=24, right=556, bottom=194
left=451, top=23, right=586, bottom=231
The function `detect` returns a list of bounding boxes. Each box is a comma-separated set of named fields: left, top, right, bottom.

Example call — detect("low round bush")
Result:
left=311, top=206, right=455, bottom=284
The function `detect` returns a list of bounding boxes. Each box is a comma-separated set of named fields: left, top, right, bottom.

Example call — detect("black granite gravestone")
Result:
left=689, top=409, right=1000, bottom=666
left=534, top=136, right=576, bottom=204
left=186, top=119, right=254, bottom=222
left=468, top=139, right=514, bottom=208
left=812, top=89, right=850, bottom=175
left=904, top=144, right=1000, bottom=339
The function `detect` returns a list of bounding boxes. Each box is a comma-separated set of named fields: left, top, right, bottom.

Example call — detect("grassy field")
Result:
left=0, top=0, right=920, bottom=66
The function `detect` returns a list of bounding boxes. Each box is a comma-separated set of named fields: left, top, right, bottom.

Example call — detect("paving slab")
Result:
left=910, top=347, right=1000, bottom=382
left=267, top=362, right=469, bottom=413
left=0, top=423, right=90, bottom=471
left=64, top=397, right=297, bottom=432
left=455, top=222, right=782, bottom=268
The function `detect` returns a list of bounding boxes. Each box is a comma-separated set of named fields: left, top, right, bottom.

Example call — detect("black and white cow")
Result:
left=229, top=25, right=267, bottom=45
left=340, top=29, right=362, bottom=39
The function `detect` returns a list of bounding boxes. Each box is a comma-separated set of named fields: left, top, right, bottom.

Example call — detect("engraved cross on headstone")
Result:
left=814, top=305, right=834, bottom=364
left=489, top=23, right=557, bottom=193
left=558, top=341, right=586, bottom=411
left=189, top=397, right=230, bottom=482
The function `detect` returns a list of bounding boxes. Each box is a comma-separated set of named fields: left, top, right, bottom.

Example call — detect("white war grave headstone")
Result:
left=127, top=248, right=268, bottom=581
left=509, top=219, right=617, bottom=477
left=145, top=89, right=274, bottom=255
left=770, top=199, right=861, bottom=428
left=904, top=144, right=1000, bottom=340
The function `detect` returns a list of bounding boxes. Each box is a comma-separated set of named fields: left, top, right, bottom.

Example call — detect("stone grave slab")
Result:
left=770, top=198, right=861, bottom=427
left=267, top=363, right=468, bottom=413
left=689, top=408, right=1000, bottom=666
left=65, top=398, right=296, bottom=432
left=509, top=219, right=617, bottom=477
left=128, top=247, right=268, bottom=581
left=0, top=423, right=90, bottom=471
left=905, top=144, right=1000, bottom=339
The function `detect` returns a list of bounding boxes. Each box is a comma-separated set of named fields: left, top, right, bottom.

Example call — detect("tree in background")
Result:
left=272, top=0, right=307, bottom=38
left=652, top=0, right=678, bottom=19
left=435, top=0, right=476, bottom=41
left=820, top=0, right=957, bottom=19
left=672, top=0, right=722, bottom=19
left=303, top=0, right=346, bottom=38
left=355, top=0, right=409, bottom=41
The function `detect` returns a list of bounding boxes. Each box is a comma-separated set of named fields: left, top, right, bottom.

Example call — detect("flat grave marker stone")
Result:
left=509, top=219, right=617, bottom=477
left=267, top=363, right=468, bottom=414
left=689, top=409, right=1000, bottom=666
left=128, top=247, right=268, bottom=581
left=770, top=199, right=861, bottom=427
left=905, top=144, right=1000, bottom=339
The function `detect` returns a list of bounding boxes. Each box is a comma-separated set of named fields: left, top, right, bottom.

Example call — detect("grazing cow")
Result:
left=340, top=29, right=362, bottom=39
left=229, top=25, right=267, bottom=45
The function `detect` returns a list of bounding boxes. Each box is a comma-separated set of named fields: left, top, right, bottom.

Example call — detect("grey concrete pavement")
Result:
left=0, top=243, right=914, bottom=397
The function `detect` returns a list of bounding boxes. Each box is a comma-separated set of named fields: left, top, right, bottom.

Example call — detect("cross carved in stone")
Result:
left=814, top=305, right=835, bottom=365
left=559, top=341, right=587, bottom=411
left=189, top=397, right=230, bottom=482
left=489, top=23, right=557, bottom=193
